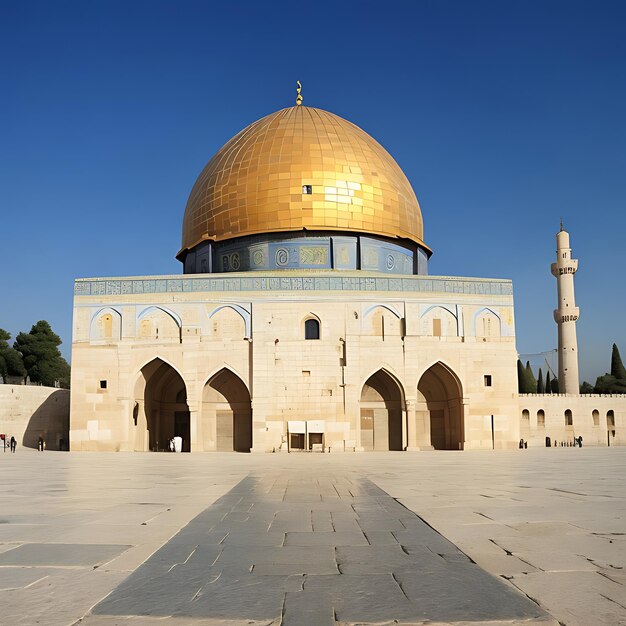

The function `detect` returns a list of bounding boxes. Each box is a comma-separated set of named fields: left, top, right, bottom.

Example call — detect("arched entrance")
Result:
left=134, top=358, right=190, bottom=452
left=360, top=370, right=404, bottom=451
left=417, top=362, right=464, bottom=450
left=202, top=369, right=252, bottom=452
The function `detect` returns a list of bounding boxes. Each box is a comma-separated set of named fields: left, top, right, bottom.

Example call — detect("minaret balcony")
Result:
left=554, top=307, right=580, bottom=323
left=551, top=261, right=578, bottom=276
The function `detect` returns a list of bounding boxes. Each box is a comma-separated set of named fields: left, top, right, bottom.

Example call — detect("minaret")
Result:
left=551, top=222, right=580, bottom=394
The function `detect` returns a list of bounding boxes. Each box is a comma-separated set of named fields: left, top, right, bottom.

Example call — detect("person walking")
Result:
left=10, top=436, right=16, bottom=453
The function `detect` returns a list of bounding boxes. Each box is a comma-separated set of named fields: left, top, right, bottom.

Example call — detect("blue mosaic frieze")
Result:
left=75, top=274, right=513, bottom=297
left=360, top=237, right=414, bottom=274
left=182, top=232, right=428, bottom=276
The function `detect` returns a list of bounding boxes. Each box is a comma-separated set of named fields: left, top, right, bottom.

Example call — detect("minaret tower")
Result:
left=551, top=222, right=580, bottom=394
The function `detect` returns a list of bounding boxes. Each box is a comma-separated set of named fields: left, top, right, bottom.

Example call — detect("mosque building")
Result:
left=69, top=88, right=624, bottom=452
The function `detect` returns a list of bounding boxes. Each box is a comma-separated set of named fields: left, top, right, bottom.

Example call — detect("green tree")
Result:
left=545, top=371, right=552, bottom=394
left=13, top=321, right=70, bottom=388
left=517, top=359, right=525, bottom=392
left=537, top=368, right=545, bottom=393
left=594, top=374, right=626, bottom=395
left=0, top=328, right=26, bottom=381
left=551, top=377, right=559, bottom=393
left=525, top=361, right=537, bottom=393
left=610, top=343, right=626, bottom=380
left=580, top=381, right=594, bottom=394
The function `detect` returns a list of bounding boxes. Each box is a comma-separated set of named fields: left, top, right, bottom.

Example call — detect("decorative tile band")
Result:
left=74, top=274, right=513, bottom=297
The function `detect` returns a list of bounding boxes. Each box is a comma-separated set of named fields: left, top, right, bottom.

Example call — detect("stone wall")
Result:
left=0, top=385, right=70, bottom=450
left=518, top=394, right=625, bottom=447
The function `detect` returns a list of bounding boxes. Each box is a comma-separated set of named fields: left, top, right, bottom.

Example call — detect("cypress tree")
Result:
left=537, top=368, right=545, bottom=394
left=525, top=361, right=537, bottom=393
left=551, top=377, right=559, bottom=393
left=610, top=344, right=626, bottom=380
left=545, top=371, right=552, bottom=394
left=517, top=359, right=525, bottom=392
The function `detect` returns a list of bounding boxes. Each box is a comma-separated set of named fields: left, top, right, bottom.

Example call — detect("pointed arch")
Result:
left=137, top=306, right=182, bottom=341
left=90, top=307, right=122, bottom=341
left=419, top=305, right=458, bottom=337
left=362, top=303, right=402, bottom=319
left=473, top=307, right=501, bottom=338
left=417, top=362, right=464, bottom=450
left=202, top=367, right=252, bottom=452
left=132, top=357, right=189, bottom=452
left=360, top=368, right=405, bottom=451
left=200, top=363, right=250, bottom=393
left=419, top=304, right=457, bottom=319
left=137, top=306, right=182, bottom=327
left=363, top=304, right=403, bottom=338
left=208, top=304, right=251, bottom=338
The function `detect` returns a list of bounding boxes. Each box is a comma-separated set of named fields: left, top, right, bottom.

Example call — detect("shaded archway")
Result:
left=202, top=368, right=252, bottom=452
left=417, top=362, right=464, bottom=450
left=134, top=358, right=189, bottom=452
left=360, top=370, right=404, bottom=451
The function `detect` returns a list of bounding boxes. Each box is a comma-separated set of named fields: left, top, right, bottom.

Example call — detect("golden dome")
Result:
left=179, top=105, right=429, bottom=256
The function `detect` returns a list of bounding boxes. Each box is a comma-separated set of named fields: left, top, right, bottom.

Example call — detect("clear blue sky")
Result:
left=1, top=0, right=625, bottom=383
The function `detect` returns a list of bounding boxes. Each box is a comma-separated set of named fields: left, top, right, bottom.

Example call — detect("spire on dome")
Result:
left=296, top=81, right=303, bottom=106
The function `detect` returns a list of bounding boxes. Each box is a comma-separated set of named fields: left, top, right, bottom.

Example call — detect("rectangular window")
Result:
left=302, top=184, right=312, bottom=194
left=433, top=318, right=442, bottom=337
left=484, top=375, right=492, bottom=387
left=100, top=380, right=107, bottom=389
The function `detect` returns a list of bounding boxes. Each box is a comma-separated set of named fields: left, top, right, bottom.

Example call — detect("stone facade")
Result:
left=70, top=270, right=520, bottom=452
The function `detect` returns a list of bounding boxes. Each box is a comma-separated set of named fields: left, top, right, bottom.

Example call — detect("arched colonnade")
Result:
left=131, top=358, right=465, bottom=452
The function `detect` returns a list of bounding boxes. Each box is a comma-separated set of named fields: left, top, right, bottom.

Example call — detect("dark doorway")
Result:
left=203, top=369, right=252, bottom=452
left=137, top=359, right=189, bottom=452
left=360, top=370, right=404, bottom=451
left=417, top=362, right=464, bottom=450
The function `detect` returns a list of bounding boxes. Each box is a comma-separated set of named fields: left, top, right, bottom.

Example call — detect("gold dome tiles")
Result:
left=180, top=106, right=428, bottom=256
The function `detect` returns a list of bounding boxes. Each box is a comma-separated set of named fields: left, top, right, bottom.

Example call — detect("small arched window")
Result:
left=607, top=410, right=615, bottom=427
left=305, top=318, right=320, bottom=340
left=522, top=409, right=530, bottom=421
left=537, top=410, right=545, bottom=427
left=592, top=410, right=599, bottom=426
left=565, top=409, right=573, bottom=426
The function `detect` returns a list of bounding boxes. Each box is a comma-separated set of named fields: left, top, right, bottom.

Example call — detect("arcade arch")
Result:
left=360, top=370, right=404, bottom=451
left=202, top=368, right=252, bottom=452
left=133, top=358, right=189, bottom=452
left=417, top=362, right=464, bottom=450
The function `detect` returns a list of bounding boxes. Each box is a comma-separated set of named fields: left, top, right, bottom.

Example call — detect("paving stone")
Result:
left=311, top=509, right=334, bottom=531
left=0, top=567, right=58, bottom=590
left=284, top=530, right=368, bottom=546
left=282, top=590, right=335, bottom=626
left=362, top=529, right=400, bottom=545
left=0, top=543, right=130, bottom=567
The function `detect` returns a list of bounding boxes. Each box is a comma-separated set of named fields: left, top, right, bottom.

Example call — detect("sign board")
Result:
left=287, top=420, right=306, bottom=434
left=307, top=420, right=325, bottom=433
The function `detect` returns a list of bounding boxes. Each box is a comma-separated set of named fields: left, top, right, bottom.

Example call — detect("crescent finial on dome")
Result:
left=296, top=81, right=303, bottom=106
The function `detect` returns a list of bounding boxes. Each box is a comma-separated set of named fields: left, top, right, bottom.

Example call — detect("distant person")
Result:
left=519, top=439, right=524, bottom=449
left=38, top=436, right=44, bottom=451
left=10, top=436, right=16, bottom=453
left=578, top=435, right=583, bottom=447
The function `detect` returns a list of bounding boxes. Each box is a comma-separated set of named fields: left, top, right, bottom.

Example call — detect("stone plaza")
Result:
left=1, top=448, right=625, bottom=625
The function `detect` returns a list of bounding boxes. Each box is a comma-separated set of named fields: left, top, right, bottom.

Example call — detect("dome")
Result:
left=179, top=105, right=429, bottom=258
